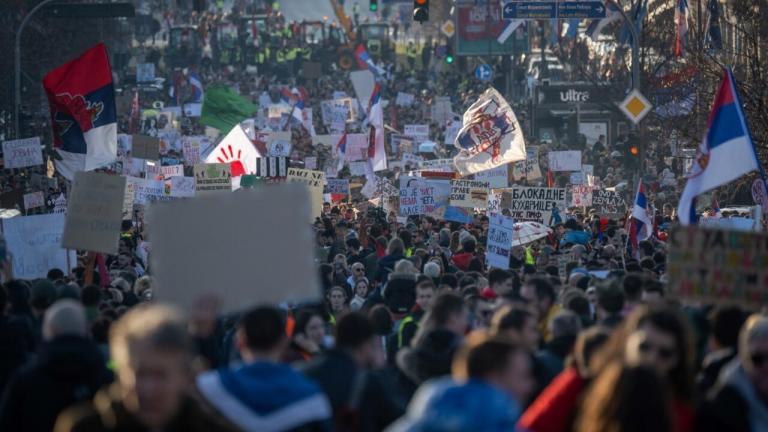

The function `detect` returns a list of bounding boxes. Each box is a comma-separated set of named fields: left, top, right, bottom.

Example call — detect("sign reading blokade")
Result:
left=501, top=187, right=566, bottom=226
left=667, top=226, right=768, bottom=305
left=287, top=168, right=325, bottom=220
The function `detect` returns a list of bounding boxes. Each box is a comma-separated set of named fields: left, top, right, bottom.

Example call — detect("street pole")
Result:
left=14, top=0, right=60, bottom=138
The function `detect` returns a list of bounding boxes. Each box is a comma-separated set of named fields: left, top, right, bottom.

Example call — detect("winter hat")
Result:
left=423, top=262, right=441, bottom=279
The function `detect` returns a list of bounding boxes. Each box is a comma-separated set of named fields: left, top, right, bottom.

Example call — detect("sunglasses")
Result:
left=639, top=341, right=676, bottom=361
left=751, top=352, right=768, bottom=367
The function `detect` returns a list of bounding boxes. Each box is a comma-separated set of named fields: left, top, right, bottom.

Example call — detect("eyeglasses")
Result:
left=639, top=341, right=676, bottom=361
left=751, top=352, right=768, bottom=367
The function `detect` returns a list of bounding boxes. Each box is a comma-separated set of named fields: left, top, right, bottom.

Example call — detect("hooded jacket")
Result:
left=397, top=329, right=461, bottom=399
left=450, top=252, right=474, bottom=271
left=0, top=335, right=112, bottom=432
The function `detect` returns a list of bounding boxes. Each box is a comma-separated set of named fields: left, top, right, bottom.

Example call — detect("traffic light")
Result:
left=369, top=0, right=378, bottom=12
left=624, top=132, right=640, bottom=171
left=413, top=0, right=429, bottom=23
left=445, top=44, right=454, bottom=64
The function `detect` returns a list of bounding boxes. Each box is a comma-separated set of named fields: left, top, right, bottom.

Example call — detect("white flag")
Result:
left=453, top=88, right=526, bottom=176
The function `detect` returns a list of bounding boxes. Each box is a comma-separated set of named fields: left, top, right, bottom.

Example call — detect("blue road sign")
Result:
left=503, top=1, right=606, bottom=20
left=475, top=64, right=493, bottom=82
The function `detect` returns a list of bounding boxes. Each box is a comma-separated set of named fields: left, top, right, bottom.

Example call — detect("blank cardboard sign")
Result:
left=147, top=184, right=321, bottom=313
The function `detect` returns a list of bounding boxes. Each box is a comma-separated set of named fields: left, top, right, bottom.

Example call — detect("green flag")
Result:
left=200, top=85, right=258, bottom=132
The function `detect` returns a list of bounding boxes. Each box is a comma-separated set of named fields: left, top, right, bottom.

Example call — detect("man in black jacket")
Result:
left=0, top=299, right=112, bottom=432
left=302, top=312, right=404, bottom=431
left=0, top=283, right=30, bottom=396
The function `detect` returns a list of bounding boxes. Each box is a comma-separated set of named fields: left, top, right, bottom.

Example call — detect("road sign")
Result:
left=503, top=1, right=606, bottom=20
left=475, top=64, right=493, bottom=82
left=441, top=20, right=455, bottom=38
left=619, top=90, right=653, bottom=124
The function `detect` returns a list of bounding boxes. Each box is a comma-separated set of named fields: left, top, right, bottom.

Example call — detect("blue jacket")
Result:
left=561, top=230, right=590, bottom=246
left=388, top=378, right=521, bottom=432
left=197, top=361, right=331, bottom=432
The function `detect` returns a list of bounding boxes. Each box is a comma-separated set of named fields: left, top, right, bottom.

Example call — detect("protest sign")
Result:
left=256, top=156, right=288, bottom=178
left=30, top=174, right=57, bottom=191
left=146, top=164, right=185, bottom=179
left=168, top=176, right=196, bottom=198
left=350, top=70, right=375, bottom=109
left=23, top=191, right=45, bottom=210
left=419, top=159, right=455, bottom=172
left=2, top=137, right=43, bottom=169
left=570, top=172, right=584, bottom=185
left=404, top=124, right=430, bottom=142
left=592, top=189, right=626, bottom=216
left=396, top=92, right=415, bottom=107
left=194, top=163, right=232, bottom=194
left=324, top=179, right=350, bottom=195
left=548, top=150, right=582, bottom=172
left=304, top=156, right=317, bottom=170
left=398, top=179, right=467, bottom=221
left=390, top=134, right=415, bottom=157
left=349, top=161, right=367, bottom=176
left=667, top=226, right=768, bottom=305
left=501, top=187, right=567, bottom=226
left=148, top=184, right=321, bottom=313
left=51, top=193, right=67, bottom=214
left=486, top=214, right=514, bottom=269
left=131, top=135, right=160, bottom=160
left=474, top=165, right=508, bottom=189
left=699, top=217, right=758, bottom=232
left=3, top=213, right=76, bottom=279
left=287, top=168, right=325, bottom=220
left=444, top=120, right=462, bottom=145
left=126, top=177, right=168, bottom=205
left=450, top=179, right=490, bottom=208
left=431, top=97, right=454, bottom=124
left=321, top=98, right=355, bottom=124
left=487, top=189, right=506, bottom=215
left=511, top=146, right=542, bottom=180
left=182, top=136, right=209, bottom=166
left=572, top=185, right=594, bottom=207
left=62, top=172, right=125, bottom=254
left=122, top=181, right=134, bottom=220
left=345, top=134, right=370, bottom=161
left=136, top=63, right=155, bottom=82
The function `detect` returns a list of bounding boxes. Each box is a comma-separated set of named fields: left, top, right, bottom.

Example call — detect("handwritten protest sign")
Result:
left=667, top=226, right=768, bottom=305
left=23, top=192, right=45, bottom=210
left=62, top=172, right=125, bottom=254
left=147, top=184, right=321, bottom=313
left=501, top=187, right=566, bottom=226
left=572, top=185, right=594, bottom=207
left=146, top=164, right=184, bottom=179
left=486, top=214, right=515, bottom=269
left=136, top=63, right=155, bottom=82
left=548, top=150, right=582, bottom=172
left=349, top=161, right=367, bottom=176
left=431, top=97, right=454, bottom=124
left=345, top=134, right=370, bottom=161
left=419, top=159, right=455, bottom=172
left=194, top=163, right=232, bottom=194
left=592, top=189, right=626, bottom=216
left=182, top=137, right=206, bottom=165
left=126, top=177, right=170, bottom=205
left=2, top=137, right=43, bottom=169
left=444, top=120, right=462, bottom=145
left=131, top=135, right=160, bottom=160
left=475, top=165, right=508, bottom=189
left=512, top=146, right=542, bottom=180
left=398, top=179, right=468, bottom=222
left=122, top=181, right=134, bottom=220
left=487, top=189, right=507, bottom=215
left=450, top=179, right=490, bottom=208
left=396, top=92, right=415, bottom=106
left=168, top=176, right=196, bottom=198
left=304, top=156, right=317, bottom=170
left=404, top=124, right=430, bottom=142
left=324, top=179, right=350, bottom=195
left=287, top=168, right=325, bottom=220
left=3, top=213, right=76, bottom=279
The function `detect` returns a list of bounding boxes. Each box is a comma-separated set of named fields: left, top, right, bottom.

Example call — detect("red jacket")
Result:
left=517, top=367, right=585, bottom=432
left=451, top=252, right=474, bottom=271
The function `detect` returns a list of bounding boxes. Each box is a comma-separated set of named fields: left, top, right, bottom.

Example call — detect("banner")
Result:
left=450, top=179, right=490, bottom=208
left=667, top=226, right=768, bottom=305
left=168, top=176, right=196, bottom=198
left=592, top=189, right=627, bottom=216
left=512, top=146, right=542, bottom=180
left=287, top=168, right=325, bottom=220
left=486, top=214, right=515, bottom=269
left=324, top=179, right=350, bottom=195
left=572, top=185, right=594, bottom=207
left=399, top=179, right=470, bottom=222
left=548, top=150, right=582, bottom=172
left=3, top=213, right=76, bottom=279
left=501, top=187, right=566, bottom=226
left=62, top=172, right=126, bottom=254
left=194, top=163, right=232, bottom=194
left=404, top=124, right=430, bottom=142
left=2, top=137, right=43, bottom=169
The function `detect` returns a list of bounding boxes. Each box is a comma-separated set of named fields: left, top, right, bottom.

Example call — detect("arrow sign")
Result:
left=503, top=1, right=606, bottom=20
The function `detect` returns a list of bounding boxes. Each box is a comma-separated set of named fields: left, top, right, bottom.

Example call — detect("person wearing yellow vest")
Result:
left=520, top=277, right=562, bottom=343
left=326, top=286, right=349, bottom=329
left=397, top=278, right=436, bottom=349
left=406, top=41, right=418, bottom=70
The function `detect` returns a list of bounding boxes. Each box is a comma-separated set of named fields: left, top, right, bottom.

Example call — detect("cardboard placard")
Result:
left=512, top=146, right=542, bottom=180
left=572, top=185, right=594, bottom=207
left=474, top=165, right=508, bottom=189
left=131, top=135, right=160, bottom=160
left=548, top=150, right=582, bottom=172
left=486, top=214, right=514, bottom=269
left=2, top=137, right=43, bottom=169
left=194, top=164, right=232, bottom=194
left=147, top=184, right=321, bottom=313
left=324, top=179, right=350, bottom=195
left=450, top=179, right=490, bottom=208
left=62, top=172, right=126, bottom=254
left=592, top=189, right=627, bottom=216
left=286, top=168, right=325, bottom=221
left=667, top=226, right=768, bottom=305
left=501, top=187, right=567, bottom=226
left=3, top=213, right=76, bottom=279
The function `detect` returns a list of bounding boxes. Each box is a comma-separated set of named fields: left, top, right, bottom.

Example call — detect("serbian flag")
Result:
left=674, top=0, right=689, bottom=57
left=677, top=69, right=760, bottom=225
left=43, top=43, right=117, bottom=181
left=290, top=87, right=305, bottom=123
left=628, top=182, right=652, bottom=258
left=354, top=44, right=385, bottom=77
left=366, top=83, right=387, bottom=172
left=336, top=132, right=347, bottom=175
